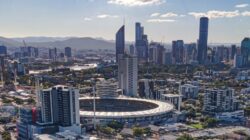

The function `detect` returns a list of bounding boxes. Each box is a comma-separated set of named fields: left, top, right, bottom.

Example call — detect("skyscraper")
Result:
left=49, top=48, right=57, bottom=61
left=116, top=25, right=125, bottom=62
left=184, top=43, right=197, bottom=64
left=135, top=22, right=148, bottom=62
left=241, top=37, right=250, bottom=67
left=149, top=42, right=165, bottom=64
left=65, top=47, right=72, bottom=58
left=118, top=55, right=138, bottom=97
left=172, top=40, right=184, bottom=64
left=197, top=17, right=209, bottom=64
left=0, top=46, right=7, bottom=55
left=129, top=45, right=135, bottom=55
left=231, top=45, right=236, bottom=60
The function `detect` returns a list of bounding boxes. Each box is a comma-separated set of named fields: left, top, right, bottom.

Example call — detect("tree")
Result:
left=244, top=106, right=250, bottom=117
left=133, top=127, right=144, bottom=137
left=177, top=134, right=195, bottom=140
left=107, top=121, right=123, bottom=130
left=1, top=131, right=11, bottom=140
left=204, top=117, right=218, bottom=128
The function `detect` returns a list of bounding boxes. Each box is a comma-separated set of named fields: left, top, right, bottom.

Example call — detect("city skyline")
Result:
left=0, top=0, right=250, bottom=43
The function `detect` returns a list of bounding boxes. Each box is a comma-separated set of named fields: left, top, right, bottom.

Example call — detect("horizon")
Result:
left=0, top=36, right=244, bottom=45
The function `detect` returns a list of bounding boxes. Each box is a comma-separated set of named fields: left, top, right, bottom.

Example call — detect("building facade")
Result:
left=203, top=88, right=241, bottom=114
left=65, top=47, right=72, bottom=58
left=197, top=17, right=209, bottom=64
left=118, top=55, right=138, bottom=97
left=241, top=38, right=250, bottom=67
left=115, top=25, right=125, bottom=63
left=179, top=84, right=199, bottom=99
left=38, top=85, right=81, bottom=134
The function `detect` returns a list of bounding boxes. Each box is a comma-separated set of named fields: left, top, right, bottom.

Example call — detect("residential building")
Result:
left=179, top=84, right=199, bottom=99
left=38, top=85, right=81, bottom=134
left=203, top=88, right=241, bottom=114
left=17, top=107, right=37, bottom=140
left=118, top=55, right=138, bottom=97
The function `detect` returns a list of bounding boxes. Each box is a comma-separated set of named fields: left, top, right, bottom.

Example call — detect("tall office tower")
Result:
left=203, top=88, right=240, bottom=113
left=148, top=42, right=165, bottom=64
left=20, top=46, right=38, bottom=58
left=116, top=25, right=125, bottom=63
left=241, top=38, right=250, bottom=67
left=129, top=45, right=135, bottom=55
left=184, top=43, right=197, bottom=64
left=136, top=22, right=143, bottom=41
left=172, top=40, right=184, bottom=64
left=138, top=79, right=154, bottom=99
left=197, top=17, right=209, bottom=64
left=214, top=46, right=227, bottom=63
left=0, top=46, right=7, bottom=55
left=65, top=47, right=72, bottom=58
left=118, top=55, right=138, bottom=97
left=49, top=48, right=57, bottom=61
left=38, top=85, right=80, bottom=133
left=164, top=51, right=172, bottom=65
left=234, top=54, right=243, bottom=68
left=135, top=22, right=148, bottom=62
left=231, top=45, right=237, bottom=60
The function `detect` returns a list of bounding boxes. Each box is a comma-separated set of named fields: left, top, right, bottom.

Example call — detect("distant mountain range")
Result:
left=0, top=36, right=239, bottom=50
left=0, top=37, right=116, bottom=50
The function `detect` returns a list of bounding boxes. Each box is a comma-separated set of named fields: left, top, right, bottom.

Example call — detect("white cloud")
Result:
left=151, top=12, right=161, bottom=17
left=179, top=14, right=186, bottom=17
left=147, top=19, right=176, bottom=23
left=242, top=11, right=250, bottom=16
left=160, top=12, right=178, bottom=18
left=235, top=3, right=249, bottom=8
left=189, top=10, right=240, bottom=19
left=107, top=0, right=165, bottom=7
left=188, top=12, right=207, bottom=18
left=84, top=17, right=92, bottom=21
left=97, top=14, right=119, bottom=19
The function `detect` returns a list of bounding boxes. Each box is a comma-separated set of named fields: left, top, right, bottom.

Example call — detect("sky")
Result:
left=0, top=0, right=250, bottom=43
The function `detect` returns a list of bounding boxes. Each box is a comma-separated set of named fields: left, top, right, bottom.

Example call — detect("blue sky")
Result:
left=0, top=0, right=249, bottom=43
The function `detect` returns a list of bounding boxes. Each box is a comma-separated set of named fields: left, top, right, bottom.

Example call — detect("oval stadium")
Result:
left=79, top=97, right=175, bottom=125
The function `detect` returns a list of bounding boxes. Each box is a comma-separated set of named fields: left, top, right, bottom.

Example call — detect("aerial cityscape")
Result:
left=0, top=0, right=250, bottom=140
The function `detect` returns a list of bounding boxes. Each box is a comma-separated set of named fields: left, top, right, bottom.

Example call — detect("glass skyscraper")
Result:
left=115, top=25, right=125, bottom=63
left=197, top=17, right=209, bottom=65
left=241, top=37, right=250, bottom=67
left=135, top=22, right=148, bottom=62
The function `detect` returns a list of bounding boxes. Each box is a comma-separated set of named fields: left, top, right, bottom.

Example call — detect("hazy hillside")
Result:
left=0, top=37, right=115, bottom=50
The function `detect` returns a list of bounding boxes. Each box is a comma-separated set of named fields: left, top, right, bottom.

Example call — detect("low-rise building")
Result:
left=203, top=87, right=244, bottom=121
left=179, top=84, right=199, bottom=99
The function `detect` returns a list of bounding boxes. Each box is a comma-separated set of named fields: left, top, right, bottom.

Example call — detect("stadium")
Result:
left=79, top=97, right=175, bottom=125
